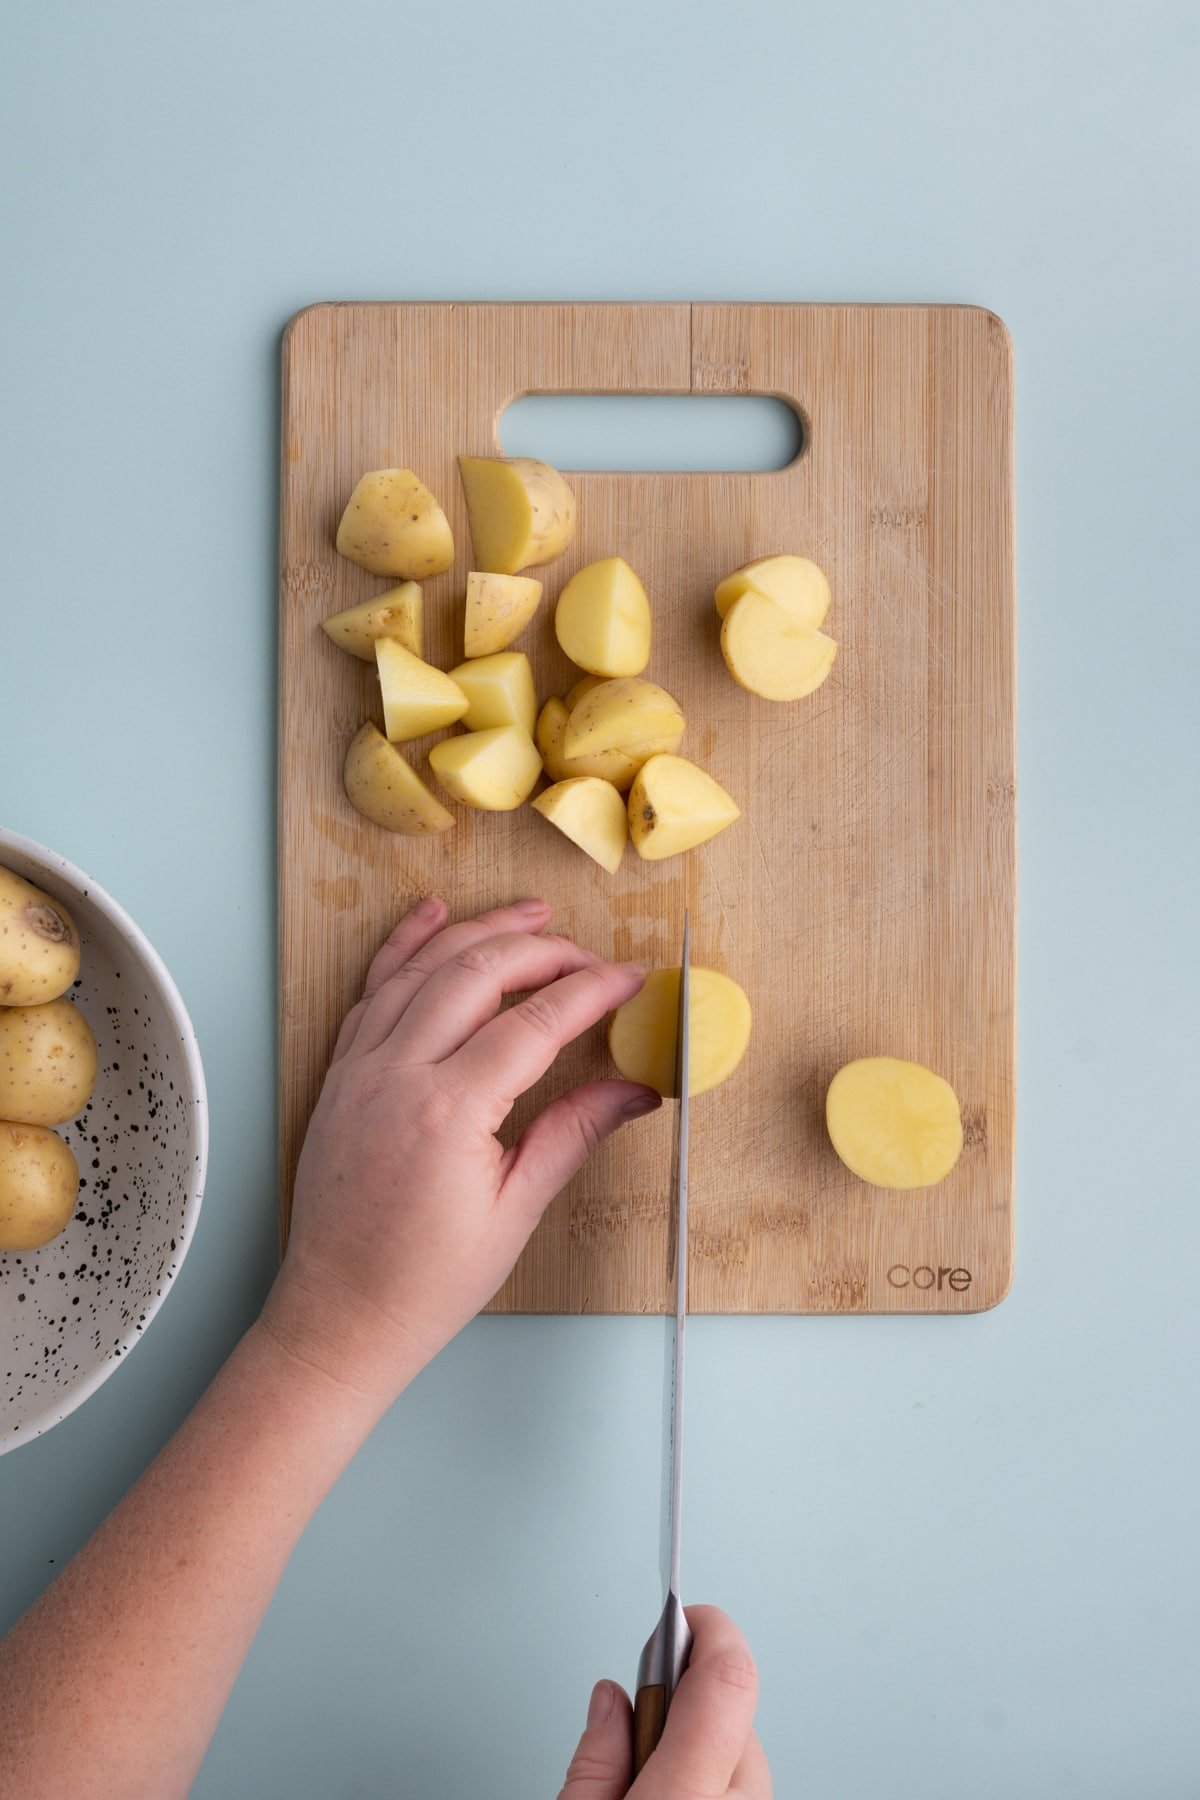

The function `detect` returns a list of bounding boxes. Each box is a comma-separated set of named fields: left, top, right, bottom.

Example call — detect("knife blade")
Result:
left=633, top=912, right=693, bottom=1773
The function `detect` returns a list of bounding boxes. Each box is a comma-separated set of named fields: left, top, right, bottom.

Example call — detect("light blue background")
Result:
left=2, top=2, right=1198, bottom=1795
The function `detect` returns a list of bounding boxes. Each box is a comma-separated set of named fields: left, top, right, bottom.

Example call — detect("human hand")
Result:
left=559, top=1607, right=770, bottom=1798
left=260, top=896, right=658, bottom=1411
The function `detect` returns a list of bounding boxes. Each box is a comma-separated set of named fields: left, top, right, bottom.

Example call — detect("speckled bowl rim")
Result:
left=0, top=827, right=209, bottom=1452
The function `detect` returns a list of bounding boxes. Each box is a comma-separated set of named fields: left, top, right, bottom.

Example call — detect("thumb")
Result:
left=558, top=1680, right=634, bottom=1799
left=500, top=1080, right=661, bottom=1218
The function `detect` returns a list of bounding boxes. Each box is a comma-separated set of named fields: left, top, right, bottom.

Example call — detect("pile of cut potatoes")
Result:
left=322, top=455, right=963, bottom=1191
left=325, top=456, right=771, bottom=873
left=0, top=868, right=94, bottom=1250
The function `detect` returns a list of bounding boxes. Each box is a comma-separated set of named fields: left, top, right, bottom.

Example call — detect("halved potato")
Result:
left=463, top=571, right=543, bottom=657
left=628, top=755, right=739, bottom=861
left=609, top=967, right=751, bottom=1097
left=343, top=723, right=455, bottom=835
left=428, top=726, right=543, bottom=810
left=563, top=679, right=685, bottom=759
left=458, top=456, right=577, bottom=574
left=375, top=640, right=469, bottom=742
left=826, top=1056, right=963, bottom=1189
left=535, top=698, right=641, bottom=791
left=554, top=557, right=651, bottom=677
left=714, top=554, right=831, bottom=626
left=448, top=652, right=537, bottom=737
left=321, top=583, right=423, bottom=661
left=531, top=777, right=628, bottom=874
left=335, top=470, right=453, bottom=579
left=720, top=592, right=837, bottom=701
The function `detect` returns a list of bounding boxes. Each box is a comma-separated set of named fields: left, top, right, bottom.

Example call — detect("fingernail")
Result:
left=619, top=962, right=646, bottom=981
left=587, top=1680, right=615, bottom=1727
left=623, top=1091, right=660, bottom=1120
left=413, top=896, right=442, bottom=918
left=515, top=897, right=549, bottom=914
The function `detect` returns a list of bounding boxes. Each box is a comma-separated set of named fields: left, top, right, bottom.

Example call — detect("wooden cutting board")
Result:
left=278, top=302, right=1015, bottom=1314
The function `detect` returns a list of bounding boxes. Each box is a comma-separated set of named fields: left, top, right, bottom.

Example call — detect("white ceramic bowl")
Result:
left=0, top=829, right=207, bottom=1452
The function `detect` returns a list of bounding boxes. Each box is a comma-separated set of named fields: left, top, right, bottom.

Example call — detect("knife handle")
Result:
left=633, top=1683, right=667, bottom=1774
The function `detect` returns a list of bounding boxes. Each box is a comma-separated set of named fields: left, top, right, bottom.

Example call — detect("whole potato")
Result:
left=0, top=865, right=81, bottom=1005
left=0, top=997, right=97, bottom=1125
left=0, top=1122, right=79, bottom=1250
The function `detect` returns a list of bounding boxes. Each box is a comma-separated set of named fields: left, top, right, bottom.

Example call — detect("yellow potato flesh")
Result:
left=0, top=1121, right=79, bottom=1251
left=463, top=572, right=543, bottom=657
left=826, top=1056, right=964, bottom=1189
left=720, top=592, right=837, bottom=701
left=343, top=723, right=455, bottom=835
left=0, top=866, right=80, bottom=1005
left=458, top=456, right=577, bottom=574
left=628, top=755, right=740, bottom=861
left=0, top=998, right=97, bottom=1126
left=609, top=967, right=751, bottom=1098
left=335, top=469, right=454, bottom=579
left=428, top=726, right=543, bottom=811
left=563, top=679, right=685, bottom=759
left=714, top=554, right=832, bottom=625
left=531, top=777, right=628, bottom=874
left=320, top=583, right=423, bottom=661
left=375, top=639, right=469, bottom=742
left=448, top=652, right=537, bottom=737
left=554, top=557, right=652, bottom=677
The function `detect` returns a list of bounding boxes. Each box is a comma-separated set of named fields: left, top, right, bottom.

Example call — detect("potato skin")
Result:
left=343, top=723, right=455, bottom=835
left=335, top=469, right=454, bottom=579
left=0, top=997, right=98, bottom=1126
left=0, top=866, right=81, bottom=1006
left=0, top=1121, right=79, bottom=1251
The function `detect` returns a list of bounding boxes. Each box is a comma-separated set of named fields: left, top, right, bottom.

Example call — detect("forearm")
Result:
left=0, top=1318, right=399, bottom=1800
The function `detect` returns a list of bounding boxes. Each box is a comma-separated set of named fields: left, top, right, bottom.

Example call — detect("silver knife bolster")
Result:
left=638, top=1591, right=693, bottom=1696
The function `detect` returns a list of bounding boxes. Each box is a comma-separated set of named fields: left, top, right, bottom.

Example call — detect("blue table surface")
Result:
left=2, top=3, right=1198, bottom=1794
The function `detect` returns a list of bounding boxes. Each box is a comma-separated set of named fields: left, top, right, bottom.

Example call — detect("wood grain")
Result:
left=278, top=303, right=1015, bottom=1314
left=633, top=1684, right=667, bottom=1774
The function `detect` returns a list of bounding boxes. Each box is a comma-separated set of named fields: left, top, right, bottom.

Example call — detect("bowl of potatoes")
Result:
left=0, top=828, right=207, bottom=1453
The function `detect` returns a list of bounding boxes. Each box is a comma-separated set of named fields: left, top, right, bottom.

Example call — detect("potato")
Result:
left=564, top=674, right=603, bottom=711
left=535, top=698, right=640, bottom=791
left=463, top=572, right=543, bottom=657
left=458, top=456, right=577, bottom=574
left=628, top=755, right=740, bottom=861
left=531, top=777, right=628, bottom=874
left=826, top=1056, right=963, bottom=1189
left=554, top=557, right=651, bottom=677
left=720, top=591, right=837, bottom=701
left=448, top=652, right=537, bottom=737
left=321, top=583, right=423, bottom=661
left=0, top=1121, right=79, bottom=1251
left=335, top=469, right=454, bottom=579
left=714, top=554, right=831, bottom=626
left=375, top=640, right=469, bottom=742
left=343, top=723, right=455, bottom=835
left=428, top=726, right=543, bottom=810
left=0, top=998, right=96, bottom=1126
left=563, top=679, right=685, bottom=759
left=0, top=867, right=80, bottom=1006
left=609, top=967, right=751, bottom=1098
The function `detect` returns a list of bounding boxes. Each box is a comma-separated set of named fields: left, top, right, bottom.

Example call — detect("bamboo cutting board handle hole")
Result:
left=498, top=392, right=807, bottom=472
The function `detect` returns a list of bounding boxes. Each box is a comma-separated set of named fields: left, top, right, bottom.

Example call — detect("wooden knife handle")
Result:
left=633, top=1683, right=667, bottom=1775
